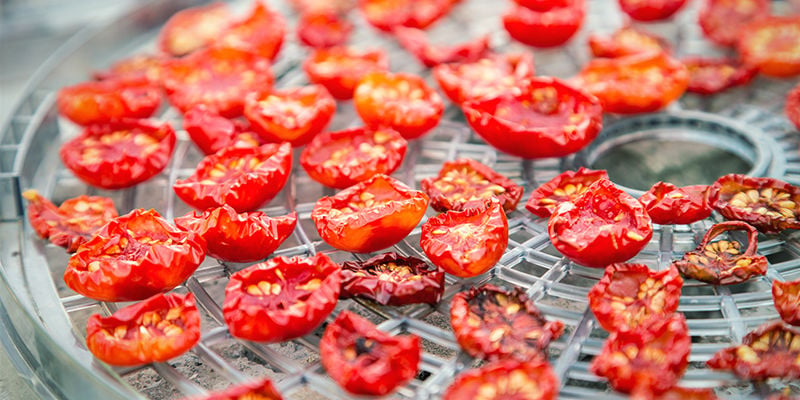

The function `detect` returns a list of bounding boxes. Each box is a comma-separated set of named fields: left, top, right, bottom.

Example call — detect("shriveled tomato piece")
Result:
left=588, top=263, right=683, bottom=332
left=297, top=12, right=353, bottom=48
left=707, top=174, right=800, bottom=234
left=174, top=204, right=296, bottom=263
left=549, top=179, right=653, bottom=268
left=525, top=167, right=608, bottom=218
left=785, top=83, right=800, bottom=131
left=649, top=387, right=719, bottom=400
left=244, top=85, right=336, bottom=147
left=311, top=174, right=428, bottom=253
left=773, top=279, right=800, bottom=326
left=86, top=292, right=201, bottom=366
left=513, top=0, right=570, bottom=10
left=161, top=46, right=274, bottom=118
left=223, top=254, right=340, bottom=342
left=421, top=158, right=524, bottom=212
left=433, top=52, right=535, bottom=105
left=22, top=190, right=117, bottom=253
left=341, top=252, right=445, bottom=305
left=183, top=105, right=264, bottom=155
left=588, top=27, right=669, bottom=58
left=502, top=0, right=585, bottom=48
left=450, top=284, right=564, bottom=362
left=673, top=221, right=767, bottom=285
left=393, top=27, right=490, bottom=68
left=217, top=2, right=286, bottom=61
left=354, top=71, right=444, bottom=139
left=639, top=182, right=711, bottom=225
left=303, top=46, right=389, bottom=100
left=421, top=200, right=508, bottom=277
left=591, top=314, right=690, bottom=396
left=320, top=311, right=420, bottom=396
left=60, top=119, right=176, bottom=190
left=57, top=76, right=162, bottom=126
left=190, top=378, right=283, bottom=400
left=738, top=17, right=800, bottom=78
left=707, top=321, right=800, bottom=380
left=442, top=359, right=559, bottom=400
left=300, top=127, right=407, bottom=189
left=360, top=0, right=454, bottom=31
left=618, top=0, right=687, bottom=21
left=574, top=52, right=689, bottom=114
left=463, top=77, right=603, bottom=159
left=158, top=2, right=232, bottom=56
left=698, top=0, right=769, bottom=47
left=64, top=209, right=206, bottom=302
left=683, top=58, right=756, bottom=95
left=288, top=0, right=355, bottom=14
left=93, top=54, right=165, bottom=84
left=173, top=143, right=292, bottom=213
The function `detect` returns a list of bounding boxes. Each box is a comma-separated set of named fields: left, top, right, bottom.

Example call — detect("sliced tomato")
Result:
left=158, top=2, right=232, bottom=56
left=217, top=2, right=286, bottom=61
left=786, top=83, right=800, bottom=131
left=360, top=0, right=454, bottom=31
left=525, top=167, right=609, bottom=218
left=707, top=174, right=800, bottom=234
left=288, top=0, right=355, bottom=14
left=421, top=158, right=524, bottom=212
left=513, top=0, right=570, bottom=10
left=650, top=387, right=720, bottom=400
left=588, top=27, right=669, bottom=58
left=618, top=0, right=687, bottom=21
left=192, top=378, right=283, bottom=400
left=223, top=254, right=340, bottom=342
left=683, top=58, right=757, bottom=95
left=59, top=119, right=176, bottom=190
left=93, top=54, right=165, bottom=84
left=244, top=85, right=336, bottom=147
left=773, top=278, right=800, bottom=326
left=698, top=0, right=769, bottom=47
left=300, top=127, right=407, bottom=189
left=433, top=52, right=535, bottom=105
left=183, top=105, right=264, bottom=155
left=340, top=252, right=445, bottom=305
left=707, top=321, right=800, bottom=380
left=311, top=174, right=428, bottom=253
left=393, top=27, right=490, bottom=68
left=443, top=359, right=559, bottom=400
left=639, top=182, right=712, bottom=225
left=57, top=76, right=162, bottom=126
left=463, top=77, right=603, bottom=159
left=303, top=46, right=389, bottom=100
left=502, top=0, right=585, bottom=48
left=173, top=143, right=292, bottom=213
left=738, top=17, right=800, bottom=78
left=86, top=292, right=201, bottom=366
left=298, top=12, right=353, bottom=48
left=174, top=204, right=296, bottom=263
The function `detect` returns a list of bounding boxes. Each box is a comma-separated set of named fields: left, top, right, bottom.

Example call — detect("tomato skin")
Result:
left=442, top=359, right=559, bottom=400
left=93, top=54, right=165, bottom=84
left=548, top=179, right=653, bottom=269
left=393, top=27, right=490, bottom=68
left=217, top=2, right=286, bottom=61
left=618, top=0, right=687, bottom=22
left=698, top=0, right=769, bottom=47
left=738, top=17, right=800, bottom=78
left=173, top=143, right=292, bottom=213
left=174, top=205, right=296, bottom=263
left=588, top=27, right=669, bottom=58
left=22, top=190, right=118, bottom=253
left=244, top=85, right=336, bottom=147
left=303, top=47, right=389, bottom=100
left=158, top=2, right=232, bottom=56
left=773, top=278, right=800, bottom=326
left=183, top=105, right=264, bottom=155
left=646, top=387, right=719, bottom=400
left=588, top=263, right=683, bottom=333
left=223, top=254, right=340, bottom=342
left=463, top=77, right=603, bottom=159
left=421, top=158, right=524, bottom=212
left=300, top=127, right=407, bottom=189
left=298, top=12, right=353, bottom=49
left=683, top=58, right=756, bottom=95
left=86, top=292, right=201, bottom=366
left=311, top=174, right=429, bottom=253
left=57, top=77, right=162, bottom=126
left=707, top=321, right=800, bottom=380
left=288, top=0, right=355, bottom=14
left=707, top=174, right=800, bottom=234
left=639, top=182, right=711, bottom=225
left=64, top=209, right=206, bottom=302
left=786, top=83, right=800, bottom=131
left=189, top=378, right=283, bottom=400
left=340, top=252, right=445, bottom=305
left=420, top=200, right=508, bottom=277
left=59, top=119, right=176, bottom=190
left=525, top=167, right=609, bottom=218
left=513, top=0, right=570, bottom=10
left=433, top=52, right=535, bottom=105
left=359, top=0, right=453, bottom=31
left=502, top=0, right=585, bottom=48
left=320, top=310, right=420, bottom=396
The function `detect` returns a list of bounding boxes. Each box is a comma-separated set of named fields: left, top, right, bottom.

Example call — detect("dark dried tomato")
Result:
left=525, top=167, right=608, bottom=218
left=707, top=321, right=800, bottom=380
left=683, top=58, right=757, bottom=95
left=433, top=52, right=535, bottom=105
left=340, top=252, right=445, bottom=306
left=421, top=158, right=524, bottom=212
left=450, top=284, right=564, bottom=362
left=183, top=105, right=263, bottom=155
left=188, top=378, right=283, bottom=400
left=442, top=359, right=559, bottom=400
left=393, top=27, right=490, bottom=68
left=639, top=182, right=711, bottom=225
left=588, top=26, right=669, bottom=58
left=707, top=174, right=800, bottom=234
left=773, top=278, right=800, bottom=326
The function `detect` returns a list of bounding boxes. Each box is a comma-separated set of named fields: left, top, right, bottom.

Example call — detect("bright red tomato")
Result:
left=707, top=174, right=800, bottom=234
left=340, top=252, right=445, bottom=305
left=786, top=83, right=800, bottom=131
left=443, top=359, right=559, bottom=400
left=360, top=0, right=454, bottom=31
left=738, top=17, right=800, bottom=78
left=588, top=27, right=669, bottom=58
left=639, top=182, right=711, bottom=225
left=421, top=158, right=524, bottom=212
left=190, top=378, right=283, bottom=400
left=217, top=2, right=286, bottom=61
left=707, top=321, right=800, bottom=380
left=502, top=0, right=585, bottom=48
left=183, top=105, right=264, bottom=155
left=513, top=0, right=570, bottom=10
left=303, top=46, right=389, bottom=100
left=297, top=12, right=353, bottom=48
left=618, top=0, right=687, bottom=21
left=244, top=85, right=336, bottom=147
left=86, top=292, right=201, bottom=366
left=433, top=52, right=535, bottom=105
left=698, top=0, right=769, bottom=47
left=93, top=54, right=165, bottom=84
left=525, top=167, right=609, bottom=218
left=57, top=76, right=162, bottom=126
left=683, top=57, right=757, bottom=95
left=158, top=2, right=232, bottom=56
left=393, top=27, right=490, bottom=68
left=773, top=278, right=800, bottom=326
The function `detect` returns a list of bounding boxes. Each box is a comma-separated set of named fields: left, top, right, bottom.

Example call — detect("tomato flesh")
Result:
left=303, top=46, right=389, bottom=100
left=443, top=359, right=559, bottom=400
left=244, top=85, right=336, bottom=147
left=739, top=17, right=800, bottom=78
left=298, top=12, right=353, bottom=49
left=434, top=52, right=535, bottom=105
left=525, top=167, right=608, bottom=218
left=183, top=105, right=264, bottom=155
left=618, top=0, right=687, bottom=21
left=340, top=252, right=445, bottom=305
left=639, top=182, right=712, bottom=225
left=773, top=278, right=800, bottom=326
left=698, top=0, right=769, bottom=47
left=707, top=321, right=800, bottom=380
left=707, top=174, right=800, bottom=234
left=158, top=2, right=232, bottom=56
left=786, top=83, right=800, bottom=131
left=588, top=27, right=669, bottom=58
left=394, top=27, right=490, bottom=68
left=93, top=54, right=165, bottom=84
left=683, top=58, right=756, bottom=95
left=57, top=77, right=162, bottom=126
left=360, top=0, right=453, bottom=31
left=217, top=2, right=286, bottom=61
left=502, top=0, right=585, bottom=48
left=194, top=378, right=283, bottom=400
left=421, top=158, right=524, bottom=212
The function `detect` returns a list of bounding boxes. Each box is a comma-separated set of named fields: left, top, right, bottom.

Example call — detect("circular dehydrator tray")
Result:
left=2, top=0, right=800, bottom=399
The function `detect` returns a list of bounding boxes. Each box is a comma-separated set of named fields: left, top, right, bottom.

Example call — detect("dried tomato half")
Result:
left=420, top=200, right=508, bottom=277
left=618, top=0, right=687, bottom=21
left=302, top=46, right=389, bottom=100
left=463, top=77, right=603, bottom=159
left=698, top=0, right=769, bottom=47
left=639, top=182, right=711, bottom=225
left=360, top=0, right=453, bottom=31
left=525, top=167, right=609, bottom=218
left=673, top=221, right=767, bottom=285
left=93, top=54, right=165, bottom=84
left=590, top=314, right=691, bottom=395
left=442, top=359, right=559, bottom=400
left=311, top=174, right=428, bottom=253
left=340, top=252, right=445, bottom=305
left=786, top=83, right=800, bottom=131
left=22, top=190, right=118, bottom=253
left=707, top=321, right=800, bottom=380
left=161, top=46, right=274, bottom=118
left=707, top=174, right=800, bottom=234
left=59, top=119, right=176, bottom=190
left=173, top=143, right=292, bottom=213
left=319, top=310, right=420, bottom=396
left=354, top=71, right=444, bottom=139
left=174, top=204, right=296, bottom=263
left=297, top=12, right=353, bottom=49
left=588, top=27, right=669, bottom=58
left=548, top=179, right=653, bottom=269
left=217, top=2, right=286, bottom=61
left=158, top=2, right=232, bottom=56
left=189, top=378, right=283, bottom=400
left=683, top=58, right=757, bottom=95
left=588, top=263, right=683, bottom=332
left=57, top=76, right=162, bottom=126
left=223, top=254, right=340, bottom=342
left=773, top=279, right=800, bottom=326
left=244, top=85, right=336, bottom=147
left=433, top=52, right=535, bottom=105
left=503, top=1, right=585, bottom=48
left=183, top=105, right=263, bottom=155
left=86, top=292, right=201, bottom=366
left=738, top=17, right=800, bottom=78
left=64, top=209, right=206, bottom=302
left=288, top=0, right=355, bottom=14
left=393, top=27, right=490, bottom=68
left=421, top=158, right=524, bottom=212
left=300, top=126, right=407, bottom=189
left=450, top=284, right=564, bottom=362
left=650, top=387, right=719, bottom=400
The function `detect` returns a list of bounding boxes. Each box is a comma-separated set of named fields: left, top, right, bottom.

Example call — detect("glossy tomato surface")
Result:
left=433, top=52, right=535, bottom=105
left=683, top=58, right=756, bottom=95
left=297, top=12, right=353, bottom=48
left=773, top=278, right=800, bottom=326
left=738, top=17, right=800, bottom=78
left=442, top=359, right=559, bottom=400
left=588, top=27, right=669, bottom=58
left=93, top=53, right=165, bottom=83
left=340, top=252, right=445, bottom=305
left=618, top=0, right=687, bottom=21
left=57, top=76, right=162, bottom=126
left=393, top=27, right=490, bottom=68
left=639, top=182, right=711, bottom=225
left=421, top=158, right=524, bottom=212
left=360, top=0, right=454, bottom=31
left=707, top=321, right=800, bottom=380
left=217, top=2, right=286, bottom=61
left=158, top=2, right=231, bottom=56
left=786, top=83, right=800, bottom=131
left=502, top=0, right=585, bottom=48
left=303, top=46, right=389, bottom=100
left=698, top=0, right=769, bottom=47
left=707, top=174, right=800, bottom=234
left=244, top=85, right=336, bottom=147
left=183, top=105, right=264, bottom=155
left=525, top=167, right=608, bottom=218
left=189, top=378, right=283, bottom=400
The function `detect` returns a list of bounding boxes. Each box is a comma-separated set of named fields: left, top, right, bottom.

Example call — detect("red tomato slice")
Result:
left=639, top=182, right=712, bottom=225
left=57, top=76, right=162, bottom=126
left=773, top=278, right=800, bottom=326
left=698, top=0, right=769, bottom=47
left=618, top=0, right=687, bottom=21
left=161, top=46, right=274, bottom=118
left=217, top=2, right=286, bottom=61
left=525, top=167, right=609, bottom=218
left=311, top=174, right=429, bottom=253
left=502, top=0, right=585, bottom=48
left=59, top=119, right=176, bottom=190
left=421, top=158, right=524, bottom=212
left=653, top=387, right=720, bottom=400
left=174, top=204, right=296, bottom=263
left=354, top=71, right=444, bottom=139
left=360, top=0, right=454, bottom=31
left=707, top=321, right=800, bottom=380
left=463, top=77, right=603, bottom=159
left=173, top=143, right=292, bottom=213
left=513, top=0, right=570, bottom=10
left=785, top=83, right=800, bottom=131
left=588, top=27, right=669, bottom=58
left=340, top=252, right=445, bottom=305
left=300, top=126, right=407, bottom=189
left=158, top=2, right=232, bottom=56
left=191, top=378, right=283, bottom=400
left=683, top=57, right=757, bottom=95
left=288, top=0, right=355, bottom=14
left=548, top=179, right=653, bottom=268
left=64, top=209, right=206, bottom=302
left=244, top=85, right=336, bottom=147
left=739, top=17, right=800, bottom=78
left=303, top=46, right=389, bottom=100
left=223, top=254, right=340, bottom=342
left=297, top=12, right=353, bottom=48
left=93, top=54, right=166, bottom=84
left=86, top=292, right=201, bottom=366
left=393, top=27, right=490, bottom=68
left=707, top=174, right=800, bottom=234
left=433, top=52, right=535, bottom=105
left=183, top=105, right=264, bottom=155
left=443, top=359, right=559, bottom=400
left=420, top=200, right=508, bottom=277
